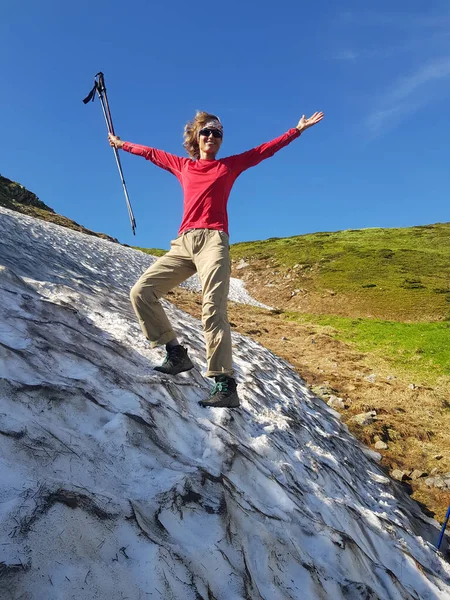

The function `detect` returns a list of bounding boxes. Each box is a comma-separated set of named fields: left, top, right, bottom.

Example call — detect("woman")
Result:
left=109, top=109, right=323, bottom=408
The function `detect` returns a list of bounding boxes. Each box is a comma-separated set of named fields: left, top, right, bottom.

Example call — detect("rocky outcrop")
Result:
left=0, top=174, right=118, bottom=243
left=0, top=174, right=54, bottom=212
left=426, top=473, right=450, bottom=491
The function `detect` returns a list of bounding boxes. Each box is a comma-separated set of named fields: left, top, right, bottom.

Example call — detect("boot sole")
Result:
left=154, top=363, right=194, bottom=376
left=198, top=398, right=240, bottom=408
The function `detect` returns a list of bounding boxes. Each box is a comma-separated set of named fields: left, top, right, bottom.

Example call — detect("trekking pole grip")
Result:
left=96, top=72, right=106, bottom=93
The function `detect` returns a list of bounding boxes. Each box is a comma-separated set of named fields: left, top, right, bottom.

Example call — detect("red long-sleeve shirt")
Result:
left=122, top=128, right=301, bottom=236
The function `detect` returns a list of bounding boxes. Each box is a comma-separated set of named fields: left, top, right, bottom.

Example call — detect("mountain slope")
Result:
left=0, top=174, right=118, bottom=243
left=1, top=207, right=449, bottom=599
left=230, top=224, right=450, bottom=321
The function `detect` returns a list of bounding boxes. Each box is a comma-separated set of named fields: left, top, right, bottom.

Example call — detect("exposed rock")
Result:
left=410, top=470, right=428, bottom=480
left=0, top=174, right=53, bottom=212
left=290, top=288, right=303, bottom=297
left=425, top=475, right=450, bottom=490
left=236, top=259, right=249, bottom=270
left=327, top=396, right=345, bottom=410
left=408, top=383, right=416, bottom=390
left=391, top=470, right=410, bottom=482
left=311, top=385, right=333, bottom=397
left=375, top=441, right=388, bottom=450
left=0, top=175, right=118, bottom=243
left=434, top=454, right=443, bottom=460
left=365, top=374, right=377, bottom=383
left=351, top=411, right=377, bottom=426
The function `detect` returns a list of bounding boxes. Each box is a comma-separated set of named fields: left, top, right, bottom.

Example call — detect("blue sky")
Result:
left=2, top=0, right=450, bottom=248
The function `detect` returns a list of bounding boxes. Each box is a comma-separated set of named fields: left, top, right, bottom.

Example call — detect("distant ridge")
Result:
left=0, top=174, right=118, bottom=243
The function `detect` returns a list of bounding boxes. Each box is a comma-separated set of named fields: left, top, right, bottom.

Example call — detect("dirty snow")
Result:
left=0, top=206, right=449, bottom=600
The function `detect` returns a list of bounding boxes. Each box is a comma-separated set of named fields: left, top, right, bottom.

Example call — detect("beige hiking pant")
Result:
left=130, top=229, right=233, bottom=377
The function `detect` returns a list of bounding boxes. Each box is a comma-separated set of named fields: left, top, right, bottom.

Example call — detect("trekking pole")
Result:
left=437, top=505, right=450, bottom=550
left=83, top=72, right=137, bottom=235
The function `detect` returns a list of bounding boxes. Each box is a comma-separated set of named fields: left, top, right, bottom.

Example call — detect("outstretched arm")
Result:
left=108, top=133, right=186, bottom=177
left=225, top=111, right=324, bottom=175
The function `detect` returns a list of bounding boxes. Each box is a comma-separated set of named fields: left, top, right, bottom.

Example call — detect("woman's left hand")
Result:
left=296, top=112, right=324, bottom=132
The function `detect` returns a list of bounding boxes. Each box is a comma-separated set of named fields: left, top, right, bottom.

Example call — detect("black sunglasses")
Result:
left=199, top=128, right=223, bottom=139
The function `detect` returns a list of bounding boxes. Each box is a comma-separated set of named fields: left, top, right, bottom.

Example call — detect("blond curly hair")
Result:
left=183, top=111, right=222, bottom=159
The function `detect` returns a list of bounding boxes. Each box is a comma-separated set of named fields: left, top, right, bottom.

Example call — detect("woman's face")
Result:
left=198, top=127, right=223, bottom=158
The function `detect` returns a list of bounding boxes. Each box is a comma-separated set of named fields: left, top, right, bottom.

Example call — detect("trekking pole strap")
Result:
left=82, top=72, right=105, bottom=103
left=82, top=82, right=97, bottom=105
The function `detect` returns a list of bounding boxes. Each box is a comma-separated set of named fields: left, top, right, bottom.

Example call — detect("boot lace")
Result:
left=210, top=380, right=228, bottom=397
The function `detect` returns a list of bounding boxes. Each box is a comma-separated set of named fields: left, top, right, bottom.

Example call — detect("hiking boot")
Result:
left=154, top=345, right=194, bottom=375
left=199, top=376, right=240, bottom=408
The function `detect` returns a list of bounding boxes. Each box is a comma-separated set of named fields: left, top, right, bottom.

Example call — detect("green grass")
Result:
left=133, top=246, right=167, bottom=257
left=230, top=223, right=450, bottom=320
left=230, top=224, right=450, bottom=289
left=284, top=311, right=450, bottom=383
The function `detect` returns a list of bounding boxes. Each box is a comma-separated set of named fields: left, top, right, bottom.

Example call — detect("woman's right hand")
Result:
left=108, top=133, right=124, bottom=149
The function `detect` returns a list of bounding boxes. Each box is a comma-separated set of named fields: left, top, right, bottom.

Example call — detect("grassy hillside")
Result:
left=230, top=224, right=450, bottom=322
left=133, top=246, right=167, bottom=257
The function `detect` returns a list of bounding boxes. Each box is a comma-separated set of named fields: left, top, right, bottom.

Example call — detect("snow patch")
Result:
left=0, top=207, right=449, bottom=600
